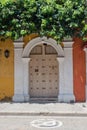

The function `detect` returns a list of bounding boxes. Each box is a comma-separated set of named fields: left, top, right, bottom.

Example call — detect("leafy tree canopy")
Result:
left=0, top=0, right=87, bottom=43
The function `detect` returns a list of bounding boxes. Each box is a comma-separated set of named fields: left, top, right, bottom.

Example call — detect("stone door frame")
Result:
left=13, top=37, right=75, bottom=102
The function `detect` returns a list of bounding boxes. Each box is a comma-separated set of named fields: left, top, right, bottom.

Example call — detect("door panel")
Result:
left=29, top=55, right=58, bottom=98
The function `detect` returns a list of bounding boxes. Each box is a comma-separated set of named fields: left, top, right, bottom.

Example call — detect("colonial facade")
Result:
left=0, top=34, right=86, bottom=102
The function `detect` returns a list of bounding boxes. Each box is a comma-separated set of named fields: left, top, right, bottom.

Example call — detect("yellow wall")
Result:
left=23, top=33, right=38, bottom=46
left=0, top=34, right=38, bottom=101
left=0, top=38, right=14, bottom=100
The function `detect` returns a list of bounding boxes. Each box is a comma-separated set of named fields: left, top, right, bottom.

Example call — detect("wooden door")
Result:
left=29, top=54, right=58, bottom=98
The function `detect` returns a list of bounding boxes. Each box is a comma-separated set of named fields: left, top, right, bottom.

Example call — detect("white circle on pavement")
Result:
left=31, top=119, right=63, bottom=128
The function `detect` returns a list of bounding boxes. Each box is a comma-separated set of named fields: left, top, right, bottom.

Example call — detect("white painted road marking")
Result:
left=31, top=119, right=63, bottom=128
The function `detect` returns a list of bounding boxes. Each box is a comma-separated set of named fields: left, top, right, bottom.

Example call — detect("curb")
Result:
left=0, top=112, right=87, bottom=117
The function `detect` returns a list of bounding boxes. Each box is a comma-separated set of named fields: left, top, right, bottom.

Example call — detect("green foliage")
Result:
left=0, top=0, right=13, bottom=4
left=0, top=0, right=87, bottom=43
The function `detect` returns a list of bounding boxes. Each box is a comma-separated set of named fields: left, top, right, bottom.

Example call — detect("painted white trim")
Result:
left=57, top=57, right=64, bottom=101
left=62, top=41, right=75, bottom=102
left=22, top=58, right=31, bottom=102
left=13, top=41, right=24, bottom=48
left=22, top=37, right=64, bottom=57
left=57, top=41, right=75, bottom=102
left=13, top=41, right=25, bottom=102
left=63, top=41, right=73, bottom=48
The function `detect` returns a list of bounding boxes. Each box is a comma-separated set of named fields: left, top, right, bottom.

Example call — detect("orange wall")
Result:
left=73, top=38, right=86, bottom=102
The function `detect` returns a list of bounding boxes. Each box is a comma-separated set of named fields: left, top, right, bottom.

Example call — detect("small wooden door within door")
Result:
left=29, top=55, right=58, bottom=98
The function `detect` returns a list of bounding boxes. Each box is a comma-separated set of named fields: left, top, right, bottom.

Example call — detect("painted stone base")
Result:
left=13, top=94, right=25, bottom=102
left=13, top=94, right=30, bottom=102
left=58, top=94, right=75, bottom=103
left=24, top=95, right=30, bottom=102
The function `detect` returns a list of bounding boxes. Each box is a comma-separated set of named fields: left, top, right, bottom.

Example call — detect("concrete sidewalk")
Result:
left=0, top=102, right=87, bottom=116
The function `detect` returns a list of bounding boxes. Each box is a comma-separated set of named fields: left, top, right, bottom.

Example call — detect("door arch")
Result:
left=22, top=37, right=64, bottom=57
left=22, top=37, right=64, bottom=101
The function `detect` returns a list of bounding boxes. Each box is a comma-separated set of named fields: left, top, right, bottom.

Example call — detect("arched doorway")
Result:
left=13, top=37, right=66, bottom=102
left=29, top=44, right=59, bottom=100
left=22, top=37, right=64, bottom=102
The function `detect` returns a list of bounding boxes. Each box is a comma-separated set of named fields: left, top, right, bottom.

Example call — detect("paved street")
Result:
left=0, top=103, right=87, bottom=130
left=0, top=116, right=87, bottom=130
